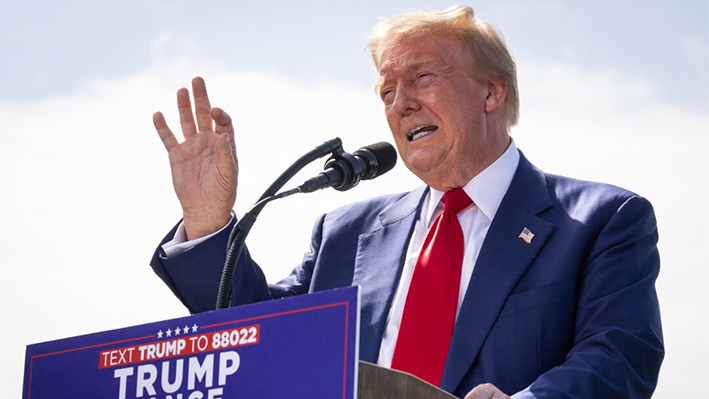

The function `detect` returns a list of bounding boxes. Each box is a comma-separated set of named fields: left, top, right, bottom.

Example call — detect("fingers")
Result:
left=463, top=383, right=509, bottom=399
left=153, top=112, right=179, bottom=152
left=192, top=76, right=214, bottom=133
left=177, top=87, right=197, bottom=138
left=165, top=77, right=225, bottom=147
left=211, top=107, right=233, bottom=134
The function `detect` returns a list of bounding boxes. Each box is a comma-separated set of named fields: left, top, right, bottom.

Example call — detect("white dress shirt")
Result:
left=376, top=140, right=520, bottom=369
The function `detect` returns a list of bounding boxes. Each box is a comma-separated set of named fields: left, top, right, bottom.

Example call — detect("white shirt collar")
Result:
left=422, top=139, right=520, bottom=227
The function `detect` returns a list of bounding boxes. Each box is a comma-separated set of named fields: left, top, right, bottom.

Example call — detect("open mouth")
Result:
left=408, top=125, right=438, bottom=141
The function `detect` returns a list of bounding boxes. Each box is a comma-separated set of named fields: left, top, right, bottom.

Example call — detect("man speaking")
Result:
left=150, top=5, right=663, bottom=398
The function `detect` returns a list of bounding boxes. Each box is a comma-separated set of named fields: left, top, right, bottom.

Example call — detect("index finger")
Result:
left=211, top=107, right=233, bottom=135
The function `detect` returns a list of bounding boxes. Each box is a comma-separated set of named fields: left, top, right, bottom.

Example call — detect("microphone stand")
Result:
left=215, top=137, right=343, bottom=310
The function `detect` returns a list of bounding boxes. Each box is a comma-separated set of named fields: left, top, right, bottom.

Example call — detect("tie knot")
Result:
left=441, top=188, right=473, bottom=214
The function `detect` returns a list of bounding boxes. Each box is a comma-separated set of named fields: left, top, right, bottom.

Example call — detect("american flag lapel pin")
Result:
left=518, top=227, right=535, bottom=244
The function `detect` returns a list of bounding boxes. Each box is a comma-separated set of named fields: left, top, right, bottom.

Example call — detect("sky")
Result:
left=1, top=0, right=707, bottom=397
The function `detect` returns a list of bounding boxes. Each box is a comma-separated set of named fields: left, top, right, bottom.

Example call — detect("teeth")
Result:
left=412, top=130, right=432, bottom=140
left=408, top=125, right=436, bottom=141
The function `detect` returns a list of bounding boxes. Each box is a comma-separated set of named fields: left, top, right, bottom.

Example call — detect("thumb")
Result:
left=215, top=133, right=238, bottom=180
left=464, top=384, right=493, bottom=399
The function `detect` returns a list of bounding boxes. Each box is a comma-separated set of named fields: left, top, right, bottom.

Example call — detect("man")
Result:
left=151, top=6, right=663, bottom=399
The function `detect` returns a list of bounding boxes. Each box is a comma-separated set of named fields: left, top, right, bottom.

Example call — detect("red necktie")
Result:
left=391, top=188, right=473, bottom=386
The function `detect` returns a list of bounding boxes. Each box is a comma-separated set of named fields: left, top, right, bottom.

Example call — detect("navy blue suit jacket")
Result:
left=151, top=152, right=663, bottom=398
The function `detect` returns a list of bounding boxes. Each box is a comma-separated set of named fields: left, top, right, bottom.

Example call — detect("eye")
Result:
left=380, top=88, right=395, bottom=104
left=416, top=72, right=434, bottom=82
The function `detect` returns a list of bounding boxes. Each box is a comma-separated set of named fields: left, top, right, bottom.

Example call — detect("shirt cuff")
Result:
left=510, top=385, right=536, bottom=399
left=161, top=213, right=235, bottom=258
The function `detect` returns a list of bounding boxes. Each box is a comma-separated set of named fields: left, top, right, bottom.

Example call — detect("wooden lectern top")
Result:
left=358, top=361, right=458, bottom=399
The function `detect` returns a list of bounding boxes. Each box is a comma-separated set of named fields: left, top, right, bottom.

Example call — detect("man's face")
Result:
left=377, top=33, right=509, bottom=191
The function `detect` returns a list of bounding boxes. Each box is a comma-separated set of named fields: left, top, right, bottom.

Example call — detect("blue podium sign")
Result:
left=23, top=286, right=360, bottom=399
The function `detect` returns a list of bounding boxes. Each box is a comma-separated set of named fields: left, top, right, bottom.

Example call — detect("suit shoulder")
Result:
left=313, top=187, right=426, bottom=238
left=325, top=191, right=411, bottom=221
left=543, top=173, right=655, bottom=222
left=546, top=172, right=643, bottom=200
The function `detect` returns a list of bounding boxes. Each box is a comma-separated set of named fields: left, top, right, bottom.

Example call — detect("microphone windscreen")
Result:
left=363, top=142, right=397, bottom=176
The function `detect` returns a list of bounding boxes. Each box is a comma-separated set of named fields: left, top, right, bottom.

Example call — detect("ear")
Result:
left=484, top=78, right=507, bottom=114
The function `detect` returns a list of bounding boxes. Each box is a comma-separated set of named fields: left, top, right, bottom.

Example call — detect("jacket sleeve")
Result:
left=150, top=218, right=270, bottom=313
left=150, top=214, right=329, bottom=314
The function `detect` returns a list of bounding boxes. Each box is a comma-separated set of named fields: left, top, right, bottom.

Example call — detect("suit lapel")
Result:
left=352, top=185, right=427, bottom=363
left=440, top=153, right=556, bottom=392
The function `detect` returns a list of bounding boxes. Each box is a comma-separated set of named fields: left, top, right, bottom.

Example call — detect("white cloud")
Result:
left=1, top=57, right=706, bottom=397
left=0, top=59, right=416, bottom=397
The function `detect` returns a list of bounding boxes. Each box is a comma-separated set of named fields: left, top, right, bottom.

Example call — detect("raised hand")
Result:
left=153, top=77, right=238, bottom=240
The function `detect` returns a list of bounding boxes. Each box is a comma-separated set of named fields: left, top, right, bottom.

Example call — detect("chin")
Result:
left=407, top=154, right=446, bottom=177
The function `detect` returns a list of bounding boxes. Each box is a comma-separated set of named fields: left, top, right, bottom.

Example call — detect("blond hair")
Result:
left=369, top=5, right=519, bottom=128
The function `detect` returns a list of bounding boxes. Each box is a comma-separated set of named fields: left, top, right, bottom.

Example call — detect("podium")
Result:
left=23, top=286, right=456, bottom=399
left=359, top=361, right=457, bottom=399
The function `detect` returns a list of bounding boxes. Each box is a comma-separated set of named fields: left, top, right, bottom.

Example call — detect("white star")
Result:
left=166, top=328, right=172, bottom=337
left=157, top=330, right=163, bottom=339
left=174, top=326, right=181, bottom=336
left=192, top=324, right=199, bottom=333
left=183, top=326, right=190, bottom=335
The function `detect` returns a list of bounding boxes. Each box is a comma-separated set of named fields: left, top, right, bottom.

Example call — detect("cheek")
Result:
left=390, top=135, right=409, bottom=162
left=385, top=107, right=398, bottom=127
left=385, top=111, right=404, bottom=141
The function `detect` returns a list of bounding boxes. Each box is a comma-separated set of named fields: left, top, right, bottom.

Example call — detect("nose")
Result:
left=391, top=84, right=421, bottom=116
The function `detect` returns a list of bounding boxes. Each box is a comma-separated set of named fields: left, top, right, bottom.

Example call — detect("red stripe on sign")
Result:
left=98, top=324, right=260, bottom=369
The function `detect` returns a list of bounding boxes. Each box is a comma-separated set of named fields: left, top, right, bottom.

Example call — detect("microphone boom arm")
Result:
left=215, top=138, right=397, bottom=310
left=216, top=138, right=342, bottom=310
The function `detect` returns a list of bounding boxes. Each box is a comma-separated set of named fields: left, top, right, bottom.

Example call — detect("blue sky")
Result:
left=2, top=0, right=707, bottom=109
left=1, top=1, right=707, bottom=398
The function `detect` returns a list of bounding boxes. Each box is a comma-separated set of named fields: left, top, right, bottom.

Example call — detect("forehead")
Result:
left=378, top=34, right=464, bottom=78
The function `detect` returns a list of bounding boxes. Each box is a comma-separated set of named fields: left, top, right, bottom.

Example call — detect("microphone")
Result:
left=298, top=142, right=397, bottom=193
